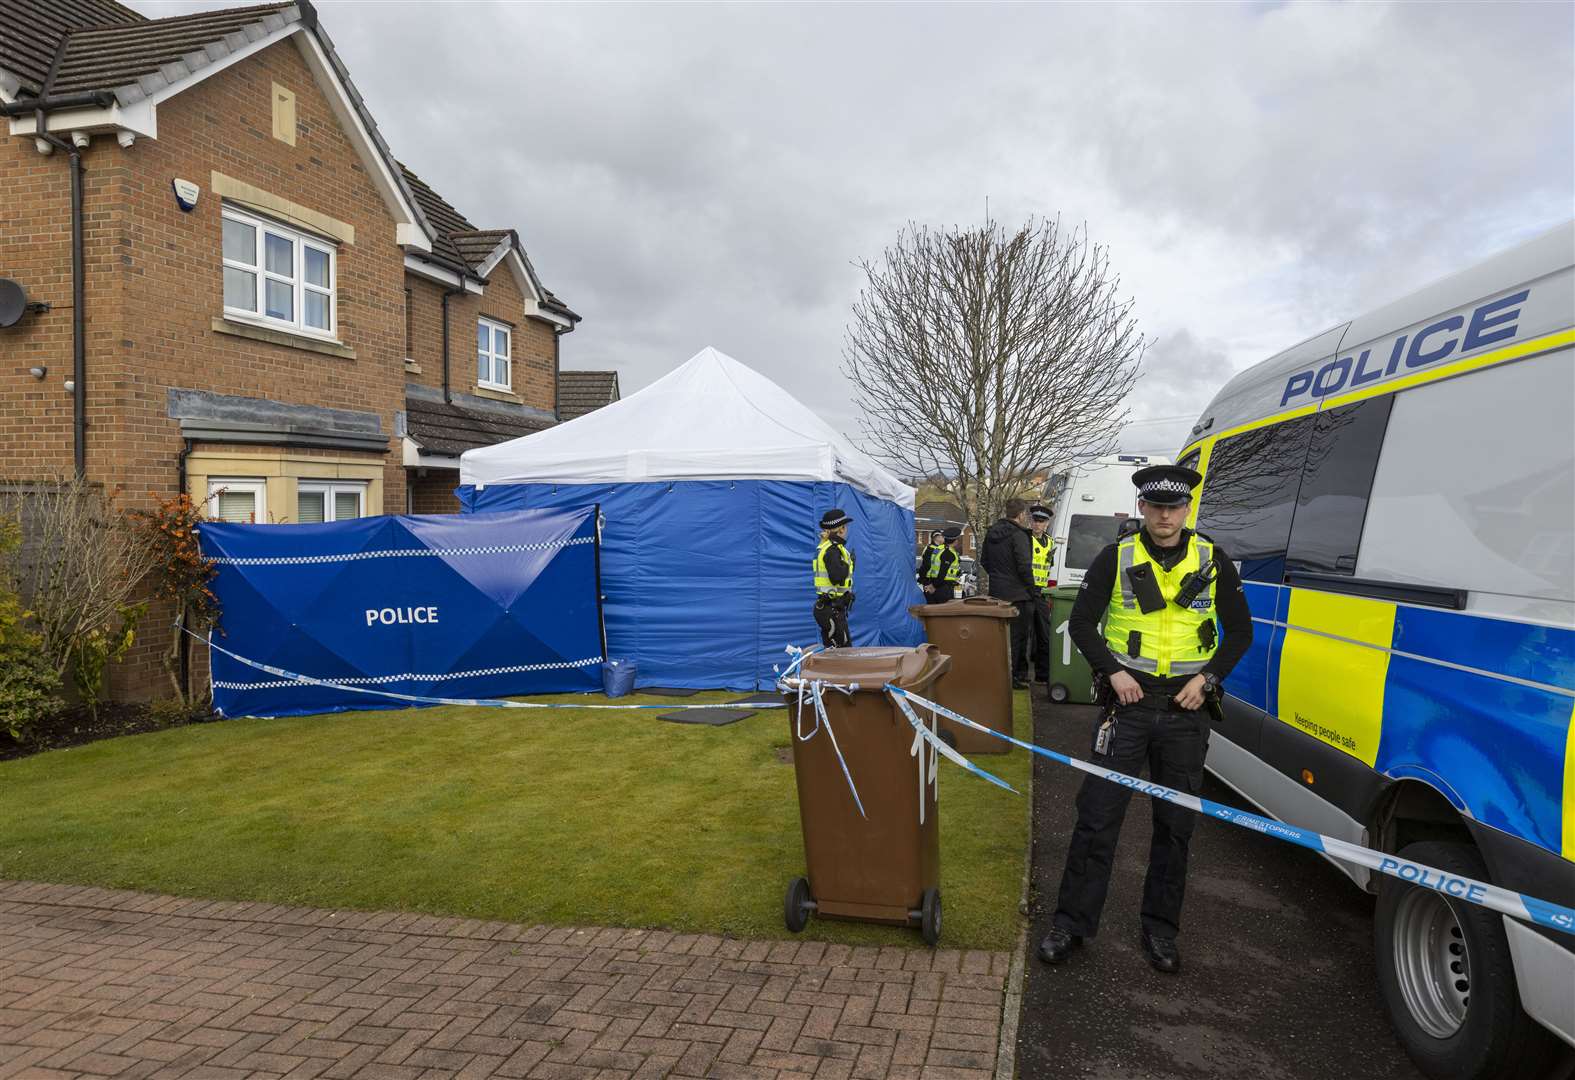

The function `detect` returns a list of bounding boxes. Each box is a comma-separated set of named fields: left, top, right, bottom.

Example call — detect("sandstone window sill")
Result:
left=472, top=385, right=523, bottom=404
left=404, top=358, right=424, bottom=374
left=212, top=317, right=357, bottom=359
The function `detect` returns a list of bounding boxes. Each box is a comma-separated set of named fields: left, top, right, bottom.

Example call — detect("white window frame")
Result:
left=296, top=480, right=367, bottom=523
left=206, top=478, right=267, bottom=523
left=221, top=205, right=338, bottom=339
left=477, top=316, right=512, bottom=391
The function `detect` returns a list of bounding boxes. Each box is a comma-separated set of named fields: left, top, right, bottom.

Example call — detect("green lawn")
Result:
left=0, top=691, right=1031, bottom=949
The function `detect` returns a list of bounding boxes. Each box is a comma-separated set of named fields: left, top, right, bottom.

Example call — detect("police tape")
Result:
left=188, top=628, right=787, bottom=712
left=884, top=685, right=1575, bottom=939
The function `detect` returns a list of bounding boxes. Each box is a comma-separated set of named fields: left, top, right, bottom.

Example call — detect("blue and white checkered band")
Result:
left=1140, top=479, right=1192, bottom=498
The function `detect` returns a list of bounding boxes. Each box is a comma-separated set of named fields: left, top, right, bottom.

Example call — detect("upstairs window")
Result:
left=222, top=206, right=336, bottom=337
left=478, top=317, right=511, bottom=390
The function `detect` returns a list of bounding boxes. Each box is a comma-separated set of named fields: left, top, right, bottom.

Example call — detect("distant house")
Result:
left=914, top=499, right=975, bottom=558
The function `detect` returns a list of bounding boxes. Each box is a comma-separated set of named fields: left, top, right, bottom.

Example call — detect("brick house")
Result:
left=914, top=500, right=976, bottom=558
left=0, top=0, right=596, bottom=698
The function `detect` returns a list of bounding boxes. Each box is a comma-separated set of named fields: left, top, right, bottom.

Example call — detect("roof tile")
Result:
left=0, top=0, right=142, bottom=95
left=405, top=394, right=553, bottom=457
left=557, top=370, right=620, bottom=420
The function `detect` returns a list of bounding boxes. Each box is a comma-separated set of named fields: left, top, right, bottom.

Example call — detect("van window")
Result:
left=1357, top=350, right=1575, bottom=603
left=1286, top=397, right=1393, bottom=575
left=1066, top=513, right=1123, bottom=569
left=1195, top=415, right=1315, bottom=581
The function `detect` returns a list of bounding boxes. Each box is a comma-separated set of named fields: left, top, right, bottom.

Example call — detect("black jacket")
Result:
left=980, top=518, right=1038, bottom=602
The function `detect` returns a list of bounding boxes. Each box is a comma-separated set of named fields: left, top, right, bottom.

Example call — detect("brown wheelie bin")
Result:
left=781, top=645, right=951, bottom=944
left=908, top=596, right=1016, bottom=755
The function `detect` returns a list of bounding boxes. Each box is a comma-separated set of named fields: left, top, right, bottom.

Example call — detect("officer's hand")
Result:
left=1109, top=670, right=1142, bottom=706
left=1173, top=675, right=1207, bottom=711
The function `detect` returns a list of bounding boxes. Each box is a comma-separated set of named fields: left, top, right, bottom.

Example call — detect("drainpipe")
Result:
left=29, top=110, right=87, bottom=477
left=175, top=437, right=195, bottom=697
left=552, top=326, right=562, bottom=421
left=440, top=284, right=464, bottom=405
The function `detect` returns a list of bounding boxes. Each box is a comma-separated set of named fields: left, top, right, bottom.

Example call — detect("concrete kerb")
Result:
left=994, top=704, right=1035, bottom=1080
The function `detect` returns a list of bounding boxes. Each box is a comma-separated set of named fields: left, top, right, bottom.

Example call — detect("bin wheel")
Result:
left=938, top=730, right=958, bottom=751
left=920, top=888, right=942, bottom=947
left=1049, top=683, right=1070, bottom=704
left=784, top=877, right=812, bottom=933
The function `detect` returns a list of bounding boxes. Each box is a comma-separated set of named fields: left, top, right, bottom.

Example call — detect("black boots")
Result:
left=1040, top=927, right=1181, bottom=972
left=1037, top=928, right=1082, bottom=964
left=1140, top=929, right=1181, bottom=973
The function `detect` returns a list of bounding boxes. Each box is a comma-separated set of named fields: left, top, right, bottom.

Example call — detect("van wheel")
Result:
left=1374, top=841, right=1566, bottom=1080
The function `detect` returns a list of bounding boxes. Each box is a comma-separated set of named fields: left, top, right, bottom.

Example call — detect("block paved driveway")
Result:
left=0, top=881, right=1012, bottom=1080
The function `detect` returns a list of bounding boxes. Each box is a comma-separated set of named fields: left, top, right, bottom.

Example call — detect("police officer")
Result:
left=1028, top=504, right=1055, bottom=685
left=918, top=529, right=947, bottom=601
left=813, top=509, right=854, bottom=648
left=1039, top=464, right=1252, bottom=974
left=927, top=527, right=963, bottom=604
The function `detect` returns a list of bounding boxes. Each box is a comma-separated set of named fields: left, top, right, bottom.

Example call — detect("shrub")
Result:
left=130, top=492, right=220, bottom=704
left=0, top=477, right=157, bottom=710
left=0, top=517, right=60, bottom=742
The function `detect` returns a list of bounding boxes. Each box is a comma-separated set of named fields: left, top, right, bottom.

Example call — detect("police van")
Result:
left=1045, top=454, right=1170, bottom=587
left=1180, top=222, right=1574, bottom=1080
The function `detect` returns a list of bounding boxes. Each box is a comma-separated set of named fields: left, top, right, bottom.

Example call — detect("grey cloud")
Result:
left=144, top=0, right=1574, bottom=452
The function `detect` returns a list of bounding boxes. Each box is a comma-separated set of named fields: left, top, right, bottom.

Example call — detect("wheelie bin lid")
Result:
left=908, top=596, right=1018, bottom=620
left=798, top=644, right=950, bottom=689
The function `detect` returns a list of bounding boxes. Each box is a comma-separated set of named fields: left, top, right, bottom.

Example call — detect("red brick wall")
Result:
left=1, top=36, right=411, bottom=699
left=408, top=471, right=462, bottom=514
left=0, top=135, right=127, bottom=478
left=404, top=267, right=557, bottom=415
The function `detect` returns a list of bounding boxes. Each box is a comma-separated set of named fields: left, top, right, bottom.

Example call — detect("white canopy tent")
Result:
left=460, top=346, right=914, bottom=509
left=455, top=347, right=924, bottom=690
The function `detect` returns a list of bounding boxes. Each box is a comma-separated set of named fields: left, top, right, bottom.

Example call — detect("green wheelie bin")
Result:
left=1047, top=583, right=1097, bottom=705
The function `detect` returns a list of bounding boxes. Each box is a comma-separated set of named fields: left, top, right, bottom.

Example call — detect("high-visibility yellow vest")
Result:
left=1031, top=534, right=1054, bottom=588
left=1103, top=533, right=1216, bottom=677
left=940, top=549, right=960, bottom=584
left=814, top=539, right=854, bottom=596
left=921, top=544, right=945, bottom=580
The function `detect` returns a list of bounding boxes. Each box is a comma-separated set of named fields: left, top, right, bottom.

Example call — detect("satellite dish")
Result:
left=0, top=278, right=26, bottom=328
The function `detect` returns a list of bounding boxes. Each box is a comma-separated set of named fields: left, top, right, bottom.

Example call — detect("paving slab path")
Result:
left=0, top=881, right=1012, bottom=1080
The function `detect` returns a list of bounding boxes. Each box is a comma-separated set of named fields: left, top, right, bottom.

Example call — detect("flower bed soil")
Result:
left=0, top=702, right=213, bottom=762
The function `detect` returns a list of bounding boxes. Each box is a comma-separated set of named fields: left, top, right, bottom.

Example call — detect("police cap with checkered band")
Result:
left=1132, top=464, right=1202, bottom=507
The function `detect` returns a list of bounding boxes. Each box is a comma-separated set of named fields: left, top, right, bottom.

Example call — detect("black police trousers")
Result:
left=814, top=596, right=850, bottom=648
left=1052, top=700, right=1210, bottom=940
left=1009, top=602, right=1035, bottom=682
left=926, top=583, right=955, bottom=605
left=1030, top=595, right=1052, bottom=682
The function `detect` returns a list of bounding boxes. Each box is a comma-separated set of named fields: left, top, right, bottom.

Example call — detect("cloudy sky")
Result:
left=158, top=1, right=1575, bottom=458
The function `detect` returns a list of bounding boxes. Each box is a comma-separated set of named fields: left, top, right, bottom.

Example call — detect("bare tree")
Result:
left=0, top=475, right=156, bottom=709
left=844, top=216, right=1144, bottom=550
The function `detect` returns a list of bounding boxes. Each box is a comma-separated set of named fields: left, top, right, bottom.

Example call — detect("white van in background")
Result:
left=1043, top=453, right=1169, bottom=587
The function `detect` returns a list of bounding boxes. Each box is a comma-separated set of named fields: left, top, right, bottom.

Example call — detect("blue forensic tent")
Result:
left=458, top=347, right=924, bottom=690
left=200, top=507, right=604, bottom=717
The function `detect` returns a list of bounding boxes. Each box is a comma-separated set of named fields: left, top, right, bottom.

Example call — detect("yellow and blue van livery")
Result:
left=1180, top=222, right=1574, bottom=1079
